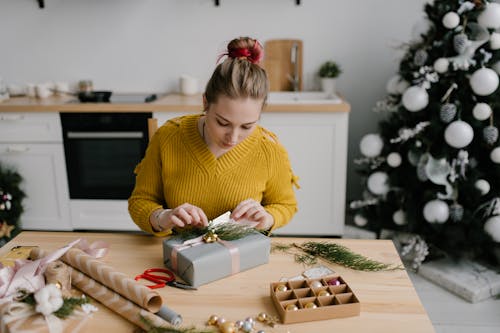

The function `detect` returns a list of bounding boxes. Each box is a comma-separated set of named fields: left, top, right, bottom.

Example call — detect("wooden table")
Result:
left=0, top=232, right=435, bottom=332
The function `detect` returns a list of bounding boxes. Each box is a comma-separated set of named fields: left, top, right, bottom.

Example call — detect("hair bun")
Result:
left=225, top=38, right=264, bottom=64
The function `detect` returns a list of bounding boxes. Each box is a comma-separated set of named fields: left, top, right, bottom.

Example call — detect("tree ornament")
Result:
left=387, top=152, right=402, bottom=167
left=483, top=126, right=499, bottom=145
left=449, top=202, right=464, bottom=222
left=444, top=120, right=474, bottom=148
left=477, top=2, right=500, bottom=29
left=490, top=32, right=500, bottom=50
left=484, top=215, right=500, bottom=242
left=440, top=103, right=457, bottom=123
left=453, top=33, right=468, bottom=54
left=470, top=67, right=499, bottom=96
left=475, top=179, right=491, bottom=195
left=423, top=199, right=449, bottom=224
left=402, top=86, right=429, bottom=112
left=285, top=304, right=298, bottom=311
left=433, top=57, right=449, bottom=73
left=359, top=133, right=384, bottom=157
left=411, top=17, right=433, bottom=43
left=393, top=209, right=407, bottom=226
left=414, top=49, right=428, bottom=66
left=490, top=146, right=500, bottom=163
left=274, top=284, right=287, bottom=292
left=442, top=11, right=460, bottom=29
left=353, top=214, right=368, bottom=227
left=367, top=171, right=389, bottom=196
left=472, top=103, right=492, bottom=120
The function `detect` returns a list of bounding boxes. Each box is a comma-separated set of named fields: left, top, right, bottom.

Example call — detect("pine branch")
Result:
left=139, top=316, right=215, bottom=333
left=54, top=297, right=90, bottom=319
left=175, top=222, right=258, bottom=241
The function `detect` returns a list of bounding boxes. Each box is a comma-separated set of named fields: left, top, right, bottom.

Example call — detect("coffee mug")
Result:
left=179, top=75, right=198, bottom=95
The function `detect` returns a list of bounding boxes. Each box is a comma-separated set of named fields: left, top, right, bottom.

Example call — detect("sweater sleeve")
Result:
left=128, top=126, right=172, bottom=237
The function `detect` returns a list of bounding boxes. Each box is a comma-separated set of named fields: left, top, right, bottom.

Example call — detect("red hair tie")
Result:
left=217, top=40, right=264, bottom=64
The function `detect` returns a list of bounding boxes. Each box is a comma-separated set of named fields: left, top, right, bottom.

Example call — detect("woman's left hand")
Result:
left=230, top=199, right=274, bottom=231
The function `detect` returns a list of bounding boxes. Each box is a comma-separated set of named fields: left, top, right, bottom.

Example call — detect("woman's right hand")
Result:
left=151, top=203, right=208, bottom=232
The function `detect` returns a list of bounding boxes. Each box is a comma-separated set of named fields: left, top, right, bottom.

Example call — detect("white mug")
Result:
left=179, top=75, right=198, bottom=95
left=35, top=83, right=52, bottom=99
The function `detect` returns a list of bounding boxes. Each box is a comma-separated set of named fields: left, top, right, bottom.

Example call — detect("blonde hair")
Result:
left=204, top=37, right=269, bottom=108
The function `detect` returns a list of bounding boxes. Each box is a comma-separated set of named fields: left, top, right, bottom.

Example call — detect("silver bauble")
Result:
left=490, top=147, right=500, bottom=163
left=354, top=214, right=368, bottom=227
left=475, top=179, right=491, bottom=195
left=483, top=126, right=499, bottom=145
left=444, top=120, right=474, bottom=148
left=442, top=11, right=460, bottom=29
left=470, top=68, right=499, bottom=96
left=478, top=2, right=500, bottom=30
left=387, top=152, right=402, bottom=167
left=402, top=86, right=429, bottom=112
left=393, top=210, right=407, bottom=226
left=360, top=133, right=384, bottom=157
left=484, top=215, right=500, bottom=242
left=423, top=199, right=449, bottom=224
left=472, top=103, right=492, bottom=121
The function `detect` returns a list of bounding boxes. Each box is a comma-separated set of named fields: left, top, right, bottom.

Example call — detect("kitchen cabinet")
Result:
left=0, top=113, right=72, bottom=230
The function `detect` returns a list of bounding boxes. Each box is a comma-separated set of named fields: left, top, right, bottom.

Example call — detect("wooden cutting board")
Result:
left=263, top=39, right=303, bottom=91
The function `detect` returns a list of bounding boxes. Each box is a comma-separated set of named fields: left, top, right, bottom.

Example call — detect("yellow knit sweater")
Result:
left=128, top=114, right=298, bottom=236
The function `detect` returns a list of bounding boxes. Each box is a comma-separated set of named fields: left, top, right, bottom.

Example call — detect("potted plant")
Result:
left=318, top=61, right=342, bottom=95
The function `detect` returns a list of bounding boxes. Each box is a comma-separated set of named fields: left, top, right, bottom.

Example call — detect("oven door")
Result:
left=61, top=112, right=151, bottom=200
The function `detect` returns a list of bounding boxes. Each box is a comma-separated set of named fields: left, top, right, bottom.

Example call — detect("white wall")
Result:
left=0, top=0, right=428, bottom=210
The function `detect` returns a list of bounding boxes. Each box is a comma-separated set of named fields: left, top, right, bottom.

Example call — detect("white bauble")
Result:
left=402, top=86, right=429, bottom=112
left=484, top=215, right=500, bottom=242
left=387, top=152, right=402, bottom=167
left=367, top=171, right=389, bottom=196
left=396, top=80, right=410, bottom=94
left=470, top=68, right=499, bottom=96
left=472, top=103, right=492, bottom=121
left=433, top=58, right=449, bottom=73
left=423, top=199, right=449, bottom=224
left=354, top=214, right=368, bottom=227
left=490, top=32, right=500, bottom=50
left=478, top=2, right=500, bottom=29
left=360, top=133, right=384, bottom=157
left=493, top=61, right=500, bottom=75
left=490, top=146, right=500, bottom=163
left=444, top=120, right=474, bottom=148
left=393, top=210, right=407, bottom=226
left=411, top=17, right=433, bottom=43
left=442, top=11, right=460, bottom=29
left=475, top=179, right=491, bottom=195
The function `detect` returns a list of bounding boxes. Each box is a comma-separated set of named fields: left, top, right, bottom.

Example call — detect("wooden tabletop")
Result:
left=0, top=231, right=434, bottom=333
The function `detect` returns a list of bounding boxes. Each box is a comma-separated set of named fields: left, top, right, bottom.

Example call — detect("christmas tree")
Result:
left=350, top=0, right=500, bottom=267
left=0, top=163, right=24, bottom=247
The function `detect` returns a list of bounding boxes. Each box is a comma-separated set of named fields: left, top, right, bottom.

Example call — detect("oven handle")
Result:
left=67, top=131, right=144, bottom=139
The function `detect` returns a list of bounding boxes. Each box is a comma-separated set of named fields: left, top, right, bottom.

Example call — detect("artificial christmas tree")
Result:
left=350, top=0, right=500, bottom=268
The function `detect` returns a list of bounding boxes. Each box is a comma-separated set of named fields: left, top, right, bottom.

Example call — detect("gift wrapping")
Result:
left=163, top=232, right=271, bottom=287
left=30, top=248, right=175, bottom=331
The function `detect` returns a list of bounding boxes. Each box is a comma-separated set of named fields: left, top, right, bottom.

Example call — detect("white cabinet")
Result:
left=0, top=113, right=72, bottom=230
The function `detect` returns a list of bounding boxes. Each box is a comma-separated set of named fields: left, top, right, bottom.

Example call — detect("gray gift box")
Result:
left=163, top=232, right=271, bottom=287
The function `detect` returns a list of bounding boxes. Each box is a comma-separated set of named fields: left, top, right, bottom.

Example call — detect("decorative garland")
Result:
left=0, top=163, right=25, bottom=246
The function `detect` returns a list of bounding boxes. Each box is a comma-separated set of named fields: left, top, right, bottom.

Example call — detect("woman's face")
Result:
left=204, top=95, right=263, bottom=151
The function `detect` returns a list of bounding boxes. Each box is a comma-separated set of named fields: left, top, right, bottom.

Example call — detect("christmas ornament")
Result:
left=483, top=126, right=499, bottom=145
left=490, top=32, right=500, bottom=50
left=442, top=11, right=460, bottom=29
left=386, top=75, right=409, bottom=95
left=470, top=67, right=499, bottom=96
left=387, top=152, right=402, bottom=167
left=417, top=155, right=429, bottom=182
left=402, top=86, right=429, bottom=112
left=449, top=202, right=464, bottom=222
left=310, top=280, right=323, bottom=289
left=367, top=171, right=389, bottom=195
left=207, top=315, right=219, bottom=326
left=304, top=302, right=317, bottom=309
left=472, top=103, right=492, bottom=120
left=477, top=2, right=500, bottom=29
left=433, top=58, right=449, bottom=73
left=393, top=209, right=407, bottom=226
left=448, top=23, right=489, bottom=71
left=440, top=103, right=457, bottom=123
left=274, top=284, right=287, bottom=292
left=444, top=120, right=474, bottom=148
left=398, top=235, right=429, bottom=270
left=285, top=304, right=298, bottom=311
left=219, top=321, right=237, bottom=333
left=411, top=17, right=433, bottom=43
left=318, top=290, right=330, bottom=296
left=327, top=278, right=341, bottom=286
left=453, top=33, right=468, bottom=54
left=475, top=179, right=491, bottom=195
left=423, top=199, right=449, bottom=224
left=353, top=214, right=368, bottom=227
left=490, top=146, right=500, bottom=163
left=359, top=133, right=384, bottom=157
left=414, top=49, right=428, bottom=66
left=484, top=215, right=500, bottom=242
left=0, top=222, right=14, bottom=238
left=425, top=155, right=453, bottom=199
left=390, top=121, right=430, bottom=143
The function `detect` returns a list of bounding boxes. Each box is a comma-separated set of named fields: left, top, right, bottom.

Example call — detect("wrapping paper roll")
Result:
left=30, top=248, right=173, bottom=330
left=61, top=248, right=162, bottom=312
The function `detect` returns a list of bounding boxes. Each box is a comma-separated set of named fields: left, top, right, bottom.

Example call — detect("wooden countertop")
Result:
left=0, top=94, right=350, bottom=113
left=0, top=231, right=434, bottom=333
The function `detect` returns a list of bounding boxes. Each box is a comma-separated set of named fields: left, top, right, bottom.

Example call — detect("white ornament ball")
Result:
left=354, top=214, right=368, bottom=227
left=493, top=61, right=500, bottom=75
left=490, top=32, right=500, bottom=50
left=367, top=171, right=389, bottom=196
left=411, top=17, right=432, bottom=43
left=444, top=120, right=474, bottom=148
left=433, top=58, right=449, bottom=74
left=387, top=152, right=402, bottom=167
left=393, top=210, right=407, bottom=226
left=490, top=146, right=500, bottom=163
left=396, top=80, right=410, bottom=94
left=470, top=68, right=499, bottom=96
left=484, top=215, right=500, bottom=242
left=478, top=2, right=500, bottom=29
left=402, top=86, right=429, bottom=112
left=442, top=11, right=460, bottom=29
left=475, top=179, right=491, bottom=195
left=423, top=199, right=449, bottom=224
left=472, top=103, right=492, bottom=121
left=360, top=133, right=384, bottom=157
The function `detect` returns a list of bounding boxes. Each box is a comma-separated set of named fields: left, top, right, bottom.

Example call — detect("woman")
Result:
left=128, top=37, right=298, bottom=236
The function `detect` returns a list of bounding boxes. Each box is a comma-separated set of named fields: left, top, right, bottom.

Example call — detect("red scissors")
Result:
left=134, top=268, right=197, bottom=290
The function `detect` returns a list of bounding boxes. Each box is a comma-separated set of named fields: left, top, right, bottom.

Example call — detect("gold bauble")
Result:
left=203, top=231, right=218, bottom=243
left=285, top=303, right=298, bottom=311
left=207, top=314, right=219, bottom=325
left=257, top=312, right=268, bottom=322
left=304, top=302, right=317, bottom=309
left=219, top=321, right=236, bottom=333
left=274, top=284, right=287, bottom=292
left=318, top=290, right=331, bottom=297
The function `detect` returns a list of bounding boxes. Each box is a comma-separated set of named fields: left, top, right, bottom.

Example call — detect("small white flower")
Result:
left=81, top=303, right=98, bottom=314
left=34, top=284, right=63, bottom=316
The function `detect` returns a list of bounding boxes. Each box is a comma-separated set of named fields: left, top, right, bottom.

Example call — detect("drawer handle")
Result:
left=0, top=115, right=25, bottom=121
left=6, top=146, right=30, bottom=153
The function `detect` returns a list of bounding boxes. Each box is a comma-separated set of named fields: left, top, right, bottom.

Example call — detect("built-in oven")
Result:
left=60, top=112, right=152, bottom=200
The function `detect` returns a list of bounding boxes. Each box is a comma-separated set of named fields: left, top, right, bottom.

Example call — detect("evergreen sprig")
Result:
left=273, top=241, right=401, bottom=271
left=18, top=290, right=91, bottom=319
left=175, top=221, right=258, bottom=241
left=139, top=316, right=215, bottom=333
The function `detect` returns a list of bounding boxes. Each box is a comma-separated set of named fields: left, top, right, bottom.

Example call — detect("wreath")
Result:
left=0, top=163, right=25, bottom=247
